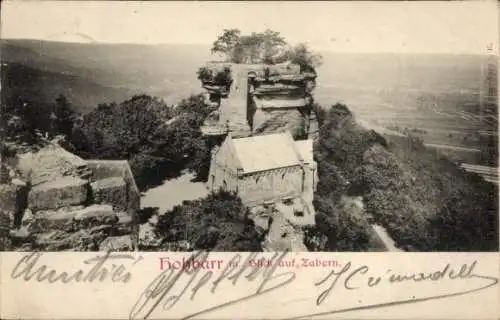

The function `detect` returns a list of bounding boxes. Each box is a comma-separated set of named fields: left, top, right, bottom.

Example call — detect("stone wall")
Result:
left=238, top=166, right=303, bottom=206
left=208, top=162, right=239, bottom=193
left=86, top=160, right=140, bottom=248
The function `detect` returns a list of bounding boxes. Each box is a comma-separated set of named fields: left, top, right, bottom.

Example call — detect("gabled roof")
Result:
left=229, top=132, right=303, bottom=174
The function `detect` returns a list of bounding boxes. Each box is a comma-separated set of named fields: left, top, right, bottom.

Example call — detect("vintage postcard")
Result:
left=0, top=1, right=498, bottom=319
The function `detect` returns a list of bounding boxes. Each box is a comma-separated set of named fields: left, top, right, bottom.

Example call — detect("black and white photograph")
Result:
left=0, top=1, right=498, bottom=253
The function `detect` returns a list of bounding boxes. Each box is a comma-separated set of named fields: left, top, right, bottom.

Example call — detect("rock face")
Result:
left=28, top=177, right=89, bottom=211
left=253, top=108, right=306, bottom=137
left=86, top=160, right=141, bottom=217
left=17, top=204, right=134, bottom=251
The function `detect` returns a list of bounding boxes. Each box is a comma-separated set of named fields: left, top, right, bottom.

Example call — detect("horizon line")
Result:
left=1, top=37, right=497, bottom=56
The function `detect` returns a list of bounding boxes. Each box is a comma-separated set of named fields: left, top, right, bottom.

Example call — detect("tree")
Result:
left=283, top=43, right=323, bottom=72
left=260, top=29, right=287, bottom=64
left=54, top=94, right=75, bottom=136
left=211, top=28, right=242, bottom=59
left=72, top=93, right=212, bottom=191
left=155, top=191, right=263, bottom=251
left=210, top=28, right=317, bottom=67
left=305, top=196, right=372, bottom=251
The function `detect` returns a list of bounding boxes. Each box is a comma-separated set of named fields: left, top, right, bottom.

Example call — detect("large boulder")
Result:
left=28, top=177, right=89, bottom=211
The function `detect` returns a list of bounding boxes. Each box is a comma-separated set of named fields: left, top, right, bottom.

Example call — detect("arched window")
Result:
left=281, top=172, right=286, bottom=180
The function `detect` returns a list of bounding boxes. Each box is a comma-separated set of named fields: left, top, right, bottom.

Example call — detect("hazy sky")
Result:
left=1, top=1, right=498, bottom=54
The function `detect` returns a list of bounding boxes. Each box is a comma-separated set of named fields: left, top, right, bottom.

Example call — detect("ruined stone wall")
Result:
left=238, top=166, right=303, bottom=206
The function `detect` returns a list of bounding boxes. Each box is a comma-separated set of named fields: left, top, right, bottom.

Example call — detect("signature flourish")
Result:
left=129, top=250, right=296, bottom=320
left=285, top=260, right=498, bottom=319
left=11, top=251, right=142, bottom=284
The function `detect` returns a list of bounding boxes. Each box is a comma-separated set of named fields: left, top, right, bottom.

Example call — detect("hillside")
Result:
left=1, top=62, right=134, bottom=114
left=309, top=104, right=498, bottom=251
left=1, top=39, right=211, bottom=109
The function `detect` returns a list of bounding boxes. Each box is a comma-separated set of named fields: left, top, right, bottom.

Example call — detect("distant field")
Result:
left=1, top=39, right=497, bottom=164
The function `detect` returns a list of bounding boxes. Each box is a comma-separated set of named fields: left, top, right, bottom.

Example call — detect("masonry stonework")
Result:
left=238, top=167, right=303, bottom=206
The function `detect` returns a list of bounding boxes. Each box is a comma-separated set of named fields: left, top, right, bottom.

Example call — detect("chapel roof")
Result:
left=228, top=132, right=307, bottom=174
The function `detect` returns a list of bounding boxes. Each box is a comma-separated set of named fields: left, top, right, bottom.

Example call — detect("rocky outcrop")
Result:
left=198, top=62, right=318, bottom=139
left=253, top=108, right=306, bottom=138
left=3, top=142, right=140, bottom=251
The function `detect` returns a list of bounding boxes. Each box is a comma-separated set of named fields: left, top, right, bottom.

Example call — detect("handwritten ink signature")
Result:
left=129, top=250, right=296, bottom=320
left=11, top=251, right=142, bottom=284
left=130, top=256, right=498, bottom=320
left=290, top=260, right=499, bottom=319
